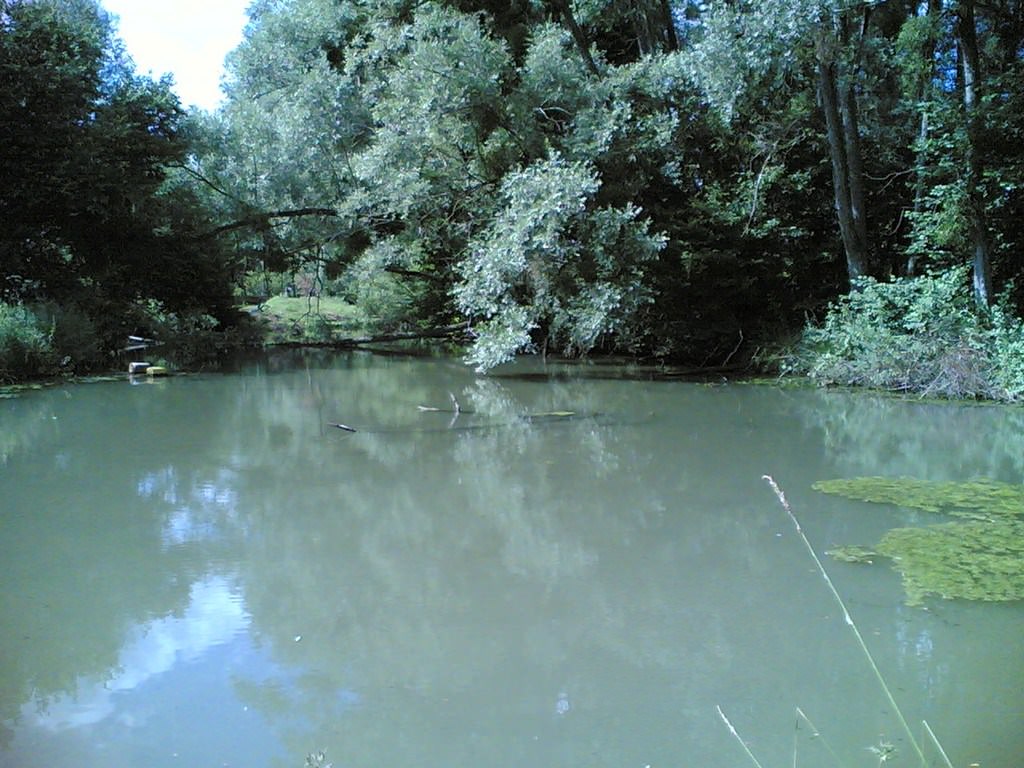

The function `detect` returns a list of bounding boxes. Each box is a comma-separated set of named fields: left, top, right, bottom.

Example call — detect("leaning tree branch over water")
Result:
left=199, top=208, right=339, bottom=240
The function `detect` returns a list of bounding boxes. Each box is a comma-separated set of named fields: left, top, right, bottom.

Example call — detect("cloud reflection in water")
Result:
left=28, top=575, right=249, bottom=732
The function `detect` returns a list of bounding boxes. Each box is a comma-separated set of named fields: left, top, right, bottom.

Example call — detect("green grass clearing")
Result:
left=241, top=295, right=373, bottom=344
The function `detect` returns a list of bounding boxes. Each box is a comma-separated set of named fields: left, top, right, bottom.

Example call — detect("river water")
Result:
left=1, top=350, right=1021, bottom=768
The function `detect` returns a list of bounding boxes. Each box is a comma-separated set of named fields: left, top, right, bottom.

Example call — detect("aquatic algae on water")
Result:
left=814, top=477, right=1024, bottom=519
left=815, top=477, right=1024, bottom=605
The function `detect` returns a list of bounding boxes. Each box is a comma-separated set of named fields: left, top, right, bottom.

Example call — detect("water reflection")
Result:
left=1, top=352, right=1022, bottom=768
left=789, top=387, right=1024, bottom=481
left=25, top=576, right=248, bottom=732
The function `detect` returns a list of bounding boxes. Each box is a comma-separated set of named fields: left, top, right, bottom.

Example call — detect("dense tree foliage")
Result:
left=0, top=0, right=233, bottom=375
left=186, top=0, right=1021, bottom=370
left=4, top=0, right=1023, bottom=381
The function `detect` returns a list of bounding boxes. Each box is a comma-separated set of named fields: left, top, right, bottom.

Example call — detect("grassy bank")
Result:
left=0, top=293, right=426, bottom=384
left=240, top=295, right=373, bottom=345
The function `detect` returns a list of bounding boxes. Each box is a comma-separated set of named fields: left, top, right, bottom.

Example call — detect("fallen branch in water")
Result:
left=418, top=392, right=472, bottom=414
left=280, top=324, right=470, bottom=350
left=337, top=324, right=469, bottom=346
left=327, top=409, right=598, bottom=435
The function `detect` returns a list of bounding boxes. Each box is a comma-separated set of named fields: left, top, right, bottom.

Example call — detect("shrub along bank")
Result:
left=785, top=268, right=1024, bottom=402
left=0, top=303, right=55, bottom=381
left=0, top=300, right=260, bottom=383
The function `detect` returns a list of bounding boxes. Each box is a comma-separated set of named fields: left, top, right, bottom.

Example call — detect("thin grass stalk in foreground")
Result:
left=794, top=706, right=845, bottom=768
left=761, top=475, right=931, bottom=766
left=716, top=705, right=767, bottom=768
left=922, top=720, right=955, bottom=768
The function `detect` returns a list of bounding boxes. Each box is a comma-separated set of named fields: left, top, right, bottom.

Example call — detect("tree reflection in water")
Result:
left=1, top=351, right=1021, bottom=767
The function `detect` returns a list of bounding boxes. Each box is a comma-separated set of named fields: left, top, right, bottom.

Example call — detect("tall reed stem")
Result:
left=794, top=706, right=845, bottom=768
left=717, top=705, right=767, bottom=768
left=761, top=475, right=929, bottom=766
left=922, top=720, right=955, bottom=768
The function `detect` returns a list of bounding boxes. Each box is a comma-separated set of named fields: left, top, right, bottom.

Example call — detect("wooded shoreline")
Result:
left=3, top=1, right=1023, bottom=398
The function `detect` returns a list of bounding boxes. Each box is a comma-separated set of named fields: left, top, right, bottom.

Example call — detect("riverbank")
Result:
left=7, top=276, right=1024, bottom=405
left=781, top=270, right=1024, bottom=403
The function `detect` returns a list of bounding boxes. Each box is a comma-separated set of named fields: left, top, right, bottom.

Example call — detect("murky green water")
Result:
left=2, top=351, right=1022, bottom=768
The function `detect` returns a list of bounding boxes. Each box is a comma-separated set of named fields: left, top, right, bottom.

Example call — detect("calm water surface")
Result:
left=1, top=351, right=1022, bottom=768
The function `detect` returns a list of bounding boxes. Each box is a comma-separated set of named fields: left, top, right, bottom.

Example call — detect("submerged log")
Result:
left=337, top=324, right=469, bottom=347
left=278, top=323, right=470, bottom=350
left=327, top=409, right=607, bottom=436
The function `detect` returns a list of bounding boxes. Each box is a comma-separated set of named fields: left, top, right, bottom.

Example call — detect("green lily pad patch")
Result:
left=813, top=476, right=1024, bottom=520
left=826, top=544, right=878, bottom=564
left=877, top=520, right=1024, bottom=605
left=816, top=477, right=1024, bottom=605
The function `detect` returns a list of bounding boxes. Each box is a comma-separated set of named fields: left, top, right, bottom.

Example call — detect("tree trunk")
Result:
left=635, top=0, right=679, bottom=55
left=957, top=0, right=994, bottom=306
left=907, top=0, right=942, bottom=276
left=635, top=3, right=656, bottom=56
left=838, top=73, right=868, bottom=268
left=907, top=100, right=930, bottom=277
left=546, top=0, right=600, bottom=76
left=818, top=53, right=870, bottom=283
left=657, top=0, right=679, bottom=52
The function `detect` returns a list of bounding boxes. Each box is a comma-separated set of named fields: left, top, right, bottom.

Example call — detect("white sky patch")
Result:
left=101, top=0, right=251, bottom=111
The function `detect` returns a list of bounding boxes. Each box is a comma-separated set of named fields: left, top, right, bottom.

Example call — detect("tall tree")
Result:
left=0, top=0, right=233, bottom=331
left=956, top=0, right=993, bottom=306
left=196, top=0, right=1024, bottom=369
left=543, top=0, right=601, bottom=75
left=1, top=0, right=105, bottom=299
left=816, top=3, right=871, bottom=281
left=684, top=0, right=882, bottom=285
left=896, top=0, right=1021, bottom=301
left=903, top=0, right=942, bottom=277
